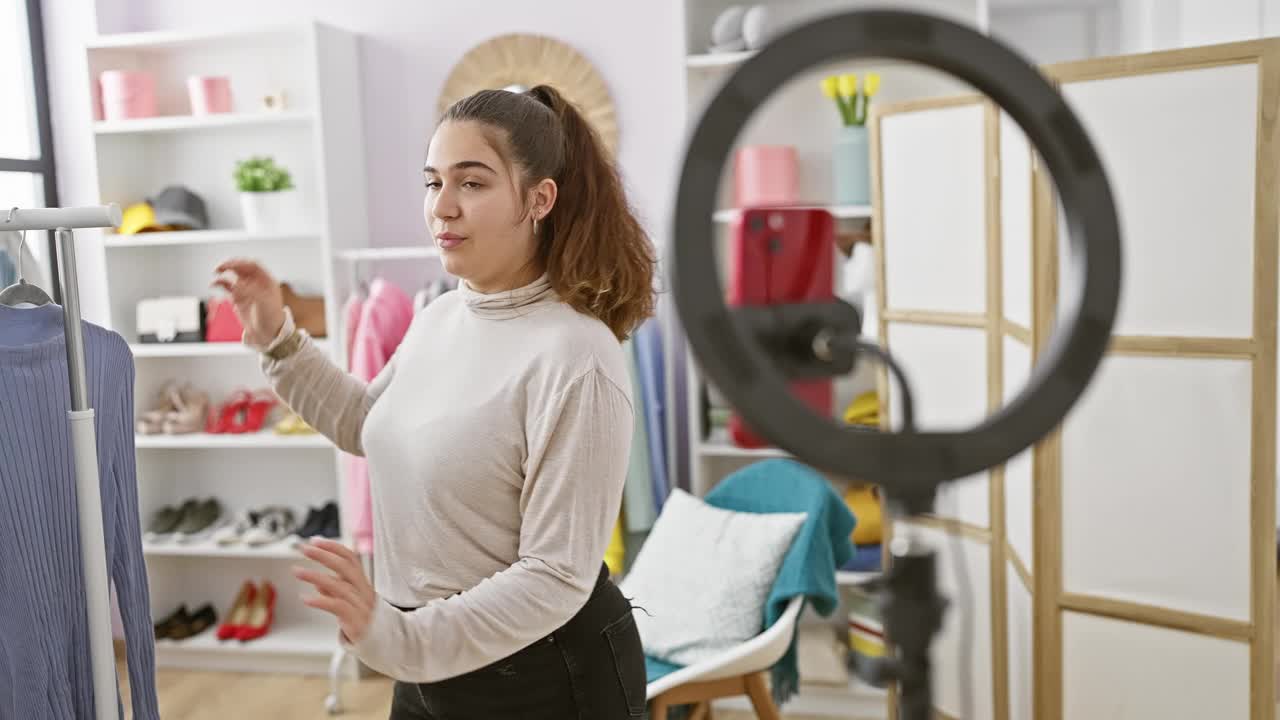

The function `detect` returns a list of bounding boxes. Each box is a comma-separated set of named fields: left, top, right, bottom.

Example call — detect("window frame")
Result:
left=1, top=0, right=61, bottom=302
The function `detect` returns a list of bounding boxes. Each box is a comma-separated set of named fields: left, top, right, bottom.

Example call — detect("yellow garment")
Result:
left=843, top=391, right=880, bottom=427
left=845, top=485, right=882, bottom=545
left=604, top=515, right=625, bottom=576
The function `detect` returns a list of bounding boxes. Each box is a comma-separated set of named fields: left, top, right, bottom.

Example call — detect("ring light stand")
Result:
left=669, top=10, right=1122, bottom=719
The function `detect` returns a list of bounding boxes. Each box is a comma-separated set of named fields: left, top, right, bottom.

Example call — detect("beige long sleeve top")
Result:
left=253, top=273, right=634, bottom=683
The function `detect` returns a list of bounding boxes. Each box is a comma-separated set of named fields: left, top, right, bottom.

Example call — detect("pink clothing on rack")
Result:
left=343, top=291, right=365, bottom=365
left=345, top=278, right=415, bottom=554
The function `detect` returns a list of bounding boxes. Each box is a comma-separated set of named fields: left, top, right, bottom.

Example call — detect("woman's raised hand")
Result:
left=211, top=258, right=287, bottom=348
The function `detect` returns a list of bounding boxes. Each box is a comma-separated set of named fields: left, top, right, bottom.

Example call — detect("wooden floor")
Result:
left=118, top=662, right=841, bottom=719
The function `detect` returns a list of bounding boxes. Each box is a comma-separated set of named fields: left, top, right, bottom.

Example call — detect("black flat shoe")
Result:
left=154, top=604, right=190, bottom=640
left=169, top=603, right=218, bottom=641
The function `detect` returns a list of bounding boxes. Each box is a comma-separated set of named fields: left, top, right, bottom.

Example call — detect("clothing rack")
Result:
left=2, top=204, right=123, bottom=720
left=322, top=245, right=442, bottom=715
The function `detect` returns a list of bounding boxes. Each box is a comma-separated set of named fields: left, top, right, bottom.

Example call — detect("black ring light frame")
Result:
left=670, top=8, right=1122, bottom=515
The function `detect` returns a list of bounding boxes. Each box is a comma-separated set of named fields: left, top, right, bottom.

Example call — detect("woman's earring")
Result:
left=533, top=215, right=540, bottom=236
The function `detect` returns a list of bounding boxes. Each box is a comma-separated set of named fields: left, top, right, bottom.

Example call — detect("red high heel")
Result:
left=206, top=390, right=252, bottom=434
left=216, top=581, right=257, bottom=641
left=237, top=580, right=276, bottom=642
left=234, top=390, right=279, bottom=434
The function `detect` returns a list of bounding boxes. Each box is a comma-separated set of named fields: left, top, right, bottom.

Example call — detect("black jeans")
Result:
left=388, top=564, right=647, bottom=719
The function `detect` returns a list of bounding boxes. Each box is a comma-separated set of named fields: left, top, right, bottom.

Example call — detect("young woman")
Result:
left=212, top=84, right=656, bottom=719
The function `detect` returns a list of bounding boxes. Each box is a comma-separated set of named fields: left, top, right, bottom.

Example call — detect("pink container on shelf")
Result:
left=187, top=76, right=233, bottom=115
left=98, top=70, right=156, bottom=121
left=733, top=145, right=799, bottom=207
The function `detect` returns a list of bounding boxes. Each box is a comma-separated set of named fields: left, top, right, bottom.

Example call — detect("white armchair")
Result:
left=645, top=595, right=804, bottom=720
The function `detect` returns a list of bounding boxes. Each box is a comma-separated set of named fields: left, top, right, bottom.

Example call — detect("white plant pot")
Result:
left=240, top=189, right=300, bottom=233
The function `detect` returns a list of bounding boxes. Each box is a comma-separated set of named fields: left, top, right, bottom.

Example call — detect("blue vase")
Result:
left=833, top=125, right=870, bottom=206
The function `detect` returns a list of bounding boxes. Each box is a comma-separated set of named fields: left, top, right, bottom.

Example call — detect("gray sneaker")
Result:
left=174, top=498, right=224, bottom=543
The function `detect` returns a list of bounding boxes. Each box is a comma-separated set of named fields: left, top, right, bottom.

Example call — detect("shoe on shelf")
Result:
left=206, top=389, right=252, bottom=434
left=211, top=509, right=261, bottom=546
left=173, top=498, right=224, bottom=544
left=217, top=581, right=257, bottom=641
left=320, top=502, right=341, bottom=540
left=162, top=384, right=209, bottom=435
left=234, top=389, right=279, bottom=434
left=290, top=505, right=325, bottom=542
left=154, top=604, right=189, bottom=640
left=145, top=498, right=201, bottom=542
left=136, top=380, right=182, bottom=435
left=167, top=603, right=218, bottom=641
left=273, top=411, right=316, bottom=435
left=143, top=503, right=185, bottom=542
left=243, top=507, right=297, bottom=547
left=237, top=581, right=277, bottom=642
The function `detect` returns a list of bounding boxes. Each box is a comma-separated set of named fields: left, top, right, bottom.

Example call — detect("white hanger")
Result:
left=0, top=207, right=53, bottom=307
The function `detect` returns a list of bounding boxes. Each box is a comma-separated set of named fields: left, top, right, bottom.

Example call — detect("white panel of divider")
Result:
left=1060, top=353, right=1253, bottom=621
left=887, top=323, right=990, bottom=527
left=880, top=103, right=988, bottom=315
left=1000, top=110, right=1033, bottom=331
left=1059, top=64, right=1258, bottom=338
left=1003, top=336, right=1034, bottom=573
left=1062, top=612, right=1250, bottom=720
left=1007, top=566, right=1034, bottom=720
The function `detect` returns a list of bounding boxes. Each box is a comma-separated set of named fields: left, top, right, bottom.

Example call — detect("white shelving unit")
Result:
left=670, top=2, right=991, bottom=717
left=103, top=228, right=322, bottom=248
left=85, top=20, right=369, bottom=681
left=93, top=109, right=313, bottom=135
left=129, top=338, right=330, bottom=358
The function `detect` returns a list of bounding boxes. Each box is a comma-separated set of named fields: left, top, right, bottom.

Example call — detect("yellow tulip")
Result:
left=865, top=73, right=881, bottom=97
left=821, top=75, right=839, bottom=99
left=838, top=73, right=858, bottom=98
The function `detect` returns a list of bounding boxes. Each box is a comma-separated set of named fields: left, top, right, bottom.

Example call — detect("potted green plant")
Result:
left=234, top=155, right=297, bottom=233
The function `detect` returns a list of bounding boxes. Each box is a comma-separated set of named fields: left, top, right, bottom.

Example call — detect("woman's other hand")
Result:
left=295, top=538, right=377, bottom=644
left=211, top=258, right=286, bottom=347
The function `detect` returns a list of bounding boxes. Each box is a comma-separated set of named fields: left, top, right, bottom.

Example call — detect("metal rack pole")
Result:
left=5, top=205, right=121, bottom=720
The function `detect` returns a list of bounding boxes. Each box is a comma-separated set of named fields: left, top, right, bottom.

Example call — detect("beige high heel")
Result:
left=137, top=380, right=181, bottom=435
left=162, top=384, right=209, bottom=435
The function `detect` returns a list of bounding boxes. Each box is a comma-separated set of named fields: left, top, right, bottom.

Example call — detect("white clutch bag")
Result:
left=136, top=296, right=203, bottom=343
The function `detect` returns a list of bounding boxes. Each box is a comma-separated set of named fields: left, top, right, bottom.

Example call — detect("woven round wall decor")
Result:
left=437, top=33, right=619, bottom=156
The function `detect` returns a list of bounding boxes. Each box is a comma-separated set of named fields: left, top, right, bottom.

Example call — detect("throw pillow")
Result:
left=619, top=488, right=806, bottom=667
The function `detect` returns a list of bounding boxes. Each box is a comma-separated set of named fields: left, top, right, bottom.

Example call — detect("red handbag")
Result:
left=204, top=297, right=244, bottom=342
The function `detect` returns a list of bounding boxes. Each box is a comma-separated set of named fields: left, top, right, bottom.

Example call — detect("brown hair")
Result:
left=439, top=84, right=657, bottom=341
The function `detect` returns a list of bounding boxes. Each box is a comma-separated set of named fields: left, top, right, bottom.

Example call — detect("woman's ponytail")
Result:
left=440, top=84, right=656, bottom=341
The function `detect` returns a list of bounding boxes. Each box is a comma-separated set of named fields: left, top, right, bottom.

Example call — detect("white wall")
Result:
left=41, top=0, right=688, bottom=326
left=1114, top=0, right=1275, bottom=54
left=990, top=1, right=1121, bottom=65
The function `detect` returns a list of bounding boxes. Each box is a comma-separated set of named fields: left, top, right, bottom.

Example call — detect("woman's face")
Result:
left=423, top=120, right=554, bottom=294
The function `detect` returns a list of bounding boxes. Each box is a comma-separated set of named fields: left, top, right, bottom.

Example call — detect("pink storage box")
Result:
left=733, top=145, right=799, bottom=207
left=187, top=76, right=233, bottom=115
left=99, top=70, right=156, bottom=121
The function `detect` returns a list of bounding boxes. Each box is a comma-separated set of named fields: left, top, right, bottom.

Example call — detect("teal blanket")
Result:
left=644, top=458, right=857, bottom=706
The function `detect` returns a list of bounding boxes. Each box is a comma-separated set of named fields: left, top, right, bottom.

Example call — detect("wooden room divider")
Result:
left=871, top=37, right=1280, bottom=720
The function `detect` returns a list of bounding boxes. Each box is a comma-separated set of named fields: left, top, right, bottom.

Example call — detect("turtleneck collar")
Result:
left=457, top=272, right=557, bottom=319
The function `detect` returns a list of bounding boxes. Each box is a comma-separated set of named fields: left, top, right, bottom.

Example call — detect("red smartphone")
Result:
left=726, top=207, right=836, bottom=449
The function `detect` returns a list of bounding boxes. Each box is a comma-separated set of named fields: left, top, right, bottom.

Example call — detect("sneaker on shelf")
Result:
left=289, top=502, right=339, bottom=546
left=211, top=509, right=261, bottom=546
left=173, top=498, right=224, bottom=544
left=320, top=501, right=341, bottom=540
left=143, top=503, right=186, bottom=543
left=243, top=507, right=297, bottom=547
